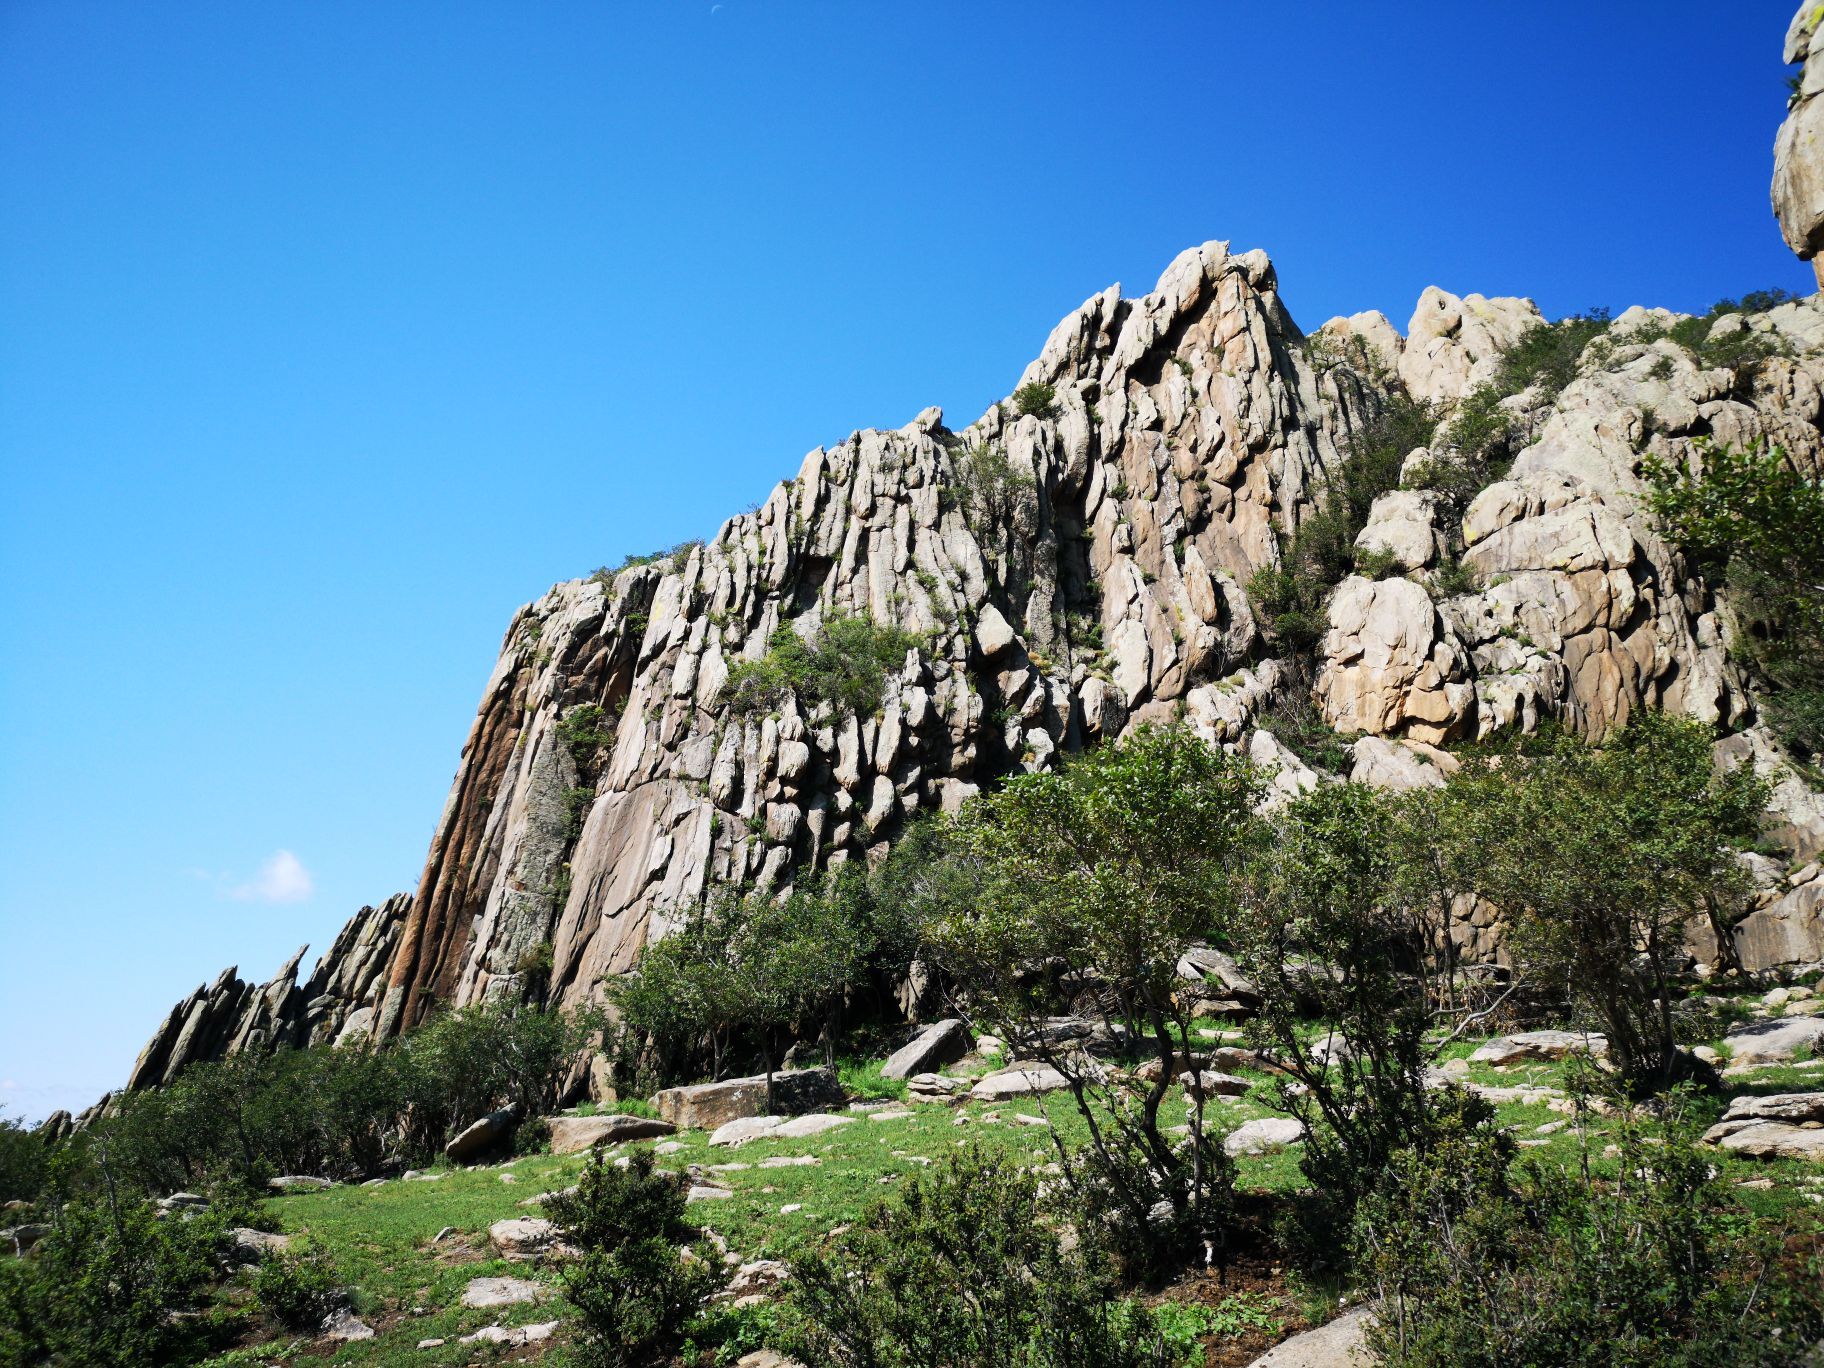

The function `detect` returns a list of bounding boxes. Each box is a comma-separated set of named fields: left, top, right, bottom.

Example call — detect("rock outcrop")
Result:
left=122, top=177, right=1824, bottom=1093
left=1777, top=3, right=1824, bottom=284
left=126, top=895, right=407, bottom=1089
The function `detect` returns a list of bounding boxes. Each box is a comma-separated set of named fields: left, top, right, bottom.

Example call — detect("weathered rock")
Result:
left=1718, top=1091, right=1824, bottom=1124
left=970, top=1066, right=1070, bottom=1101
left=127, top=895, right=409, bottom=1091
left=772, top=1113, right=856, bottom=1140
left=1469, top=1030, right=1608, bottom=1066
left=1703, top=1118, right=1824, bottom=1161
left=446, top=1106, right=518, bottom=1162
left=228, top=1227, right=291, bottom=1260
left=461, top=1320, right=559, bottom=1346
left=1242, top=1305, right=1372, bottom=1367
left=1724, top=1016, right=1824, bottom=1066
left=1224, top=1117, right=1305, bottom=1156
left=547, top=1112, right=676, bottom=1154
left=320, top=1308, right=375, bottom=1341
left=462, top=1275, right=547, bottom=1308
left=1315, top=576, right=1474, bottom=745
left=905, top=1073, right=965, bottom=1104
left=880, top=1020, right=971, bottom=1080
left=2, top=1225, right=50, bottom=1256
left=655, top=1068, right=844, bottom=1130
left=709, top=1116, right=787, bottom=1147
left=488, top=1218, right=562, bottom=1262
left=1777, top=3, right=1824, bottom=284
left=266, top=1175, right=333, bottom=1193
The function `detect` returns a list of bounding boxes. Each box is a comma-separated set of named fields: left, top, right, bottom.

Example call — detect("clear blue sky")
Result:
left=0, top=1, right=1808, bottom=1121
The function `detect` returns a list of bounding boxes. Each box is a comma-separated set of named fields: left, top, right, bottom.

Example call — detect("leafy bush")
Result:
left=1444, top=713, right=1768, bottom=1093
left=0, top=1112, right=47, bottom=1206
left=784, top=1147, right=1180, bottom=1368
left=252, top=1239, right=339, bottom=1330
left=945, top=441, right=1033, bottom=531
left=1012, top=381, right=1057, bottom=418
left=1353, top=1097, right=1824, bottom=1366
left=1644, top=439, right=1824, bottom=764
left=928, top=725, right=1260, bottom=1271
left=1409, top=384, right=1514, bottom=513
left=722, top=614, right=921, bottom=720
left=1352, top=544, right=1402, bottom=580
left=557, top=703, right=618, bottom=770
left=1492, top=309, right=1611, bottom=403
left=547, top=1147, right=726, bottom=1368
left=1251, top=393, right=1435, bottom=662
left=0, top=1174, right=230, bottom=1367
left=1237, top=784, right=1503, bottom=1261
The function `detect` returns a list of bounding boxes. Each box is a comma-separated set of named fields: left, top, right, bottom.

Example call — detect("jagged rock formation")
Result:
left=119, top=35, right=1824, bottom=1089
left=1777, top=2, right=1824, bottom=285
left=126, top=895, right=407, bottom=1089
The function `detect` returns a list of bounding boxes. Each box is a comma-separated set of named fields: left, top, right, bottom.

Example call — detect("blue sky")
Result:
left=0, top=0, right=1808, bottom=1121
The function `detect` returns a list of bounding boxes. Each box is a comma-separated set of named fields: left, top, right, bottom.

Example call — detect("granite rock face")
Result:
left=126, top=894, right=408, bottom=1091
left=122, top=217, right=1824, bottom=1096
left=1776, top=3, right=1824, bottom=284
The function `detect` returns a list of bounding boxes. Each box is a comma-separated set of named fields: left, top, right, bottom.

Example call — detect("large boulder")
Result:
left=1224, top=1117, right=1305, bottom=1156
left=487, top=1219, right=564, bottom=1262
left=880, top=1020, right=971, bottom=1080
left=546, top=1113, right=676, bottom=1154
left=1724, top=1016, right=1824, bottom=1066
left=1470, top=1030, right=1608, bottom=1066
left=446, top=1106, right=518, bottom=1163
left=1242, top=1305, right=1372, bottom=1367
left=655, top=1068, right=844, bottom=1131
left=462, top=1275, right=547, bottom=1308
left=970, top=1066, right=1070, bottom=1101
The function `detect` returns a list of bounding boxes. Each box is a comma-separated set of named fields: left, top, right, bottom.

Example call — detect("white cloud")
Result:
left=229, top=849, right=314, bottom=904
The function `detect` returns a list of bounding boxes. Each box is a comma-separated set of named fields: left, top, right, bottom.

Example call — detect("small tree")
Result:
left=1235, top=782, right=1499, bottom=1259
left=546, top=1147, right=726, bottom=1368
left=1447, top=713, right=1768, bottom=1093
left=928, top=725, right=1262, bottom=1268
left=1645, top=439, right=1824, bottom=763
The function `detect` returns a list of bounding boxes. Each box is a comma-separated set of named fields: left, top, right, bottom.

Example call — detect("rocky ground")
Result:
left=71, top=971, right=1824, bottom=1368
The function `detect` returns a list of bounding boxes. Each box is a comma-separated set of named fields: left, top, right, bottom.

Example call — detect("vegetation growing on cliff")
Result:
left=721, top=614, right=922, bottom=721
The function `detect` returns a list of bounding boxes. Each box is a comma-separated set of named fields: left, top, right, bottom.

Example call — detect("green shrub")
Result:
left=1352, top=544, right=1402, bottom=580
left=946, top=441, right=1033, bottom=530
left=1444, top=713, right=1768, bottom=1093
left=547, top=1148, right=727, bottom=1368
left=784, top=1147, right=1181, bottom=1368
left=1237, top=784, right=1503, bottom=1262
left=1493, top=309, right=1611, bottom=403
left=722, top=614, right=921, bottom=720
left=1012, top=381, right=1057, bottom=418
left=1353, top=1097, right=1824, bottom=1366
left=252, top=1239, right=339, bottom=1330
left=0, top=1176, right=231, bottom=1366
left=928, top=726, right=1260, bottom=1272
left=1644, top=439, right=1824, bottom=764
left=557, top=704, right=617, bottom=769
left=0, top=1112, right=47, bottom=1206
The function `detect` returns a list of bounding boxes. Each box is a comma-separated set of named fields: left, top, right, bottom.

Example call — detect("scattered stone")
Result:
left=772, top=1113, right=856, bottom=1140
left=1224, top=1117, right=1306, bottom=1156
left=548, top=1112, right=676, bottom=1154
left=461, top=1320, right=558, bottom=1346
left=462, top=1275, right=546, bottom=1308
left=1704, top=1119, right=1824, bottom=1162
left=156, top=1192, right=209, bottom=1213
left=1717, top=1091, right=1824, bottom=1124
left=881, top=1019, right=972, bottom=1080
left=759, top=1154, right=820, bottom=1168
left=1241, top=1304, right=1371, bottom=1366
left=655, top=1140, right=685, bottom=1154
left=1723, top=1016, right=1824, bottom=1066
left=906, top=1073, right=965, bottom=1104
left=865, top=1109, right=914, bottom=1123
left=688, top=1185, right=735, bottom=1202
left=710, top=1116, right=786, bottom=1147
left=417, top=1338, right=446, bottom=1349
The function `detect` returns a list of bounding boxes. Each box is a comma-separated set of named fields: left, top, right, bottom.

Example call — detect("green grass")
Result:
left=201, top=1029, right=1824, bottom=1365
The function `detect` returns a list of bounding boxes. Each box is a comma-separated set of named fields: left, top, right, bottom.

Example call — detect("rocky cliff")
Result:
left=114, top=8, right=1824, bottom=1097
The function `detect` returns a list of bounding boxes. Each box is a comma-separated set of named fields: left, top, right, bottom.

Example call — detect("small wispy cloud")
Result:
left=228, top=849, right=314, bottom=904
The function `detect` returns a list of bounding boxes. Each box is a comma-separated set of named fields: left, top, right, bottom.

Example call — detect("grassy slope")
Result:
left=203, top=1032, right=1824, bottom=1367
